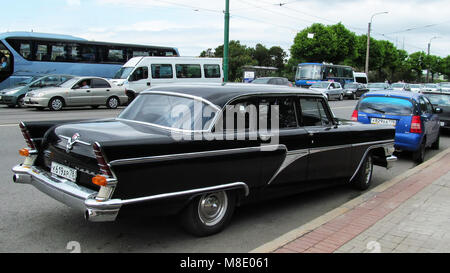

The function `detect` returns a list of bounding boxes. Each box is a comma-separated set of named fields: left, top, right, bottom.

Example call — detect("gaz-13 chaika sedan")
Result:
left=12, top=84, right=397, bottom=236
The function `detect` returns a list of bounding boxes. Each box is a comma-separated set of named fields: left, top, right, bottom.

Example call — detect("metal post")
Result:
left=365, top=22, right=371, bottom=75
left=426, top=42, right=431, bottom=83
left=223, top=0, right=230, bottom=83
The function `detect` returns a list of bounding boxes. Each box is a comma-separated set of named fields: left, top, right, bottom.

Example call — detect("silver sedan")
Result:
left=24, top=77, right=128, bottom=111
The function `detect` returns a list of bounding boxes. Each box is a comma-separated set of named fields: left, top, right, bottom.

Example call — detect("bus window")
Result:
left=151, top=64, right=173, bottom=79
left=133, top=50, right=149, bottom=57
left=0, top=42, right=12, bottom=72
left=107, top=48, right=126, bottom=63
left=204, top=64, right=220, bottom=78
left=51, top=44, right=66, bottom=61
left=176, top=64, right=201, bottom=78
left=36, top=44, right=49, bottom=61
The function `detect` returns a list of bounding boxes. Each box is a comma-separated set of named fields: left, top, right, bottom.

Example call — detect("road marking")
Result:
left=0, top=123, right=18, bottom=127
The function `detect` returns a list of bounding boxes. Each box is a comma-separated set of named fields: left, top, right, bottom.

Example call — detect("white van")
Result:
left=111, top=56, right=223, bottom=100
left=353, top=72, right=368, bottom=85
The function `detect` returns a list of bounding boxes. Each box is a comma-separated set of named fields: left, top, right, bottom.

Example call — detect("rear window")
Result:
left=423, top=93, right=450, bottom=106
left=359, top=96, right=413, bottom=116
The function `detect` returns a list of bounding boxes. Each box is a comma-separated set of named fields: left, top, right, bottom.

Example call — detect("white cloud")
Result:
left=67, top=0, right=81, bottom=6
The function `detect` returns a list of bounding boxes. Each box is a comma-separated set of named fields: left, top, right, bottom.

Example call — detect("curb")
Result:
left=250, top=147, right=450, bottom=253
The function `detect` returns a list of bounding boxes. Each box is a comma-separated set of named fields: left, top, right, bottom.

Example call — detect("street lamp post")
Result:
left=426, top=36, right=439, bottom=83
left=365, top=11, right=388, bottom=75
left=223, top=0, right=230, bottom=83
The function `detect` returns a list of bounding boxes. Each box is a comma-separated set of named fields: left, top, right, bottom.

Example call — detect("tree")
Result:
left=269, top=46, right=287, bottom=72
left=213, top=40, right=256, bottom=81
left=407, top=51, right=427, bottom=80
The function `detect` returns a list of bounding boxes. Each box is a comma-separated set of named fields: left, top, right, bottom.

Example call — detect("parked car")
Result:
left=352, top=91, right=441, bottom=163
left=367, top=82, right=390, bottom=91
left=12, top=84, right=396, bottom=236
left=0, top=75, right=73, bottom=108
left=390, top=83, right=411, bottom=91
left=409, top=84, right=423, bottom=93
left=422, top=83, right=440, bottom=92
left=422, top=91, right=450, bottom=130
left=250, top=77, right=293, bottom=87
left=24, top=76, right=127, bottom=111
left=309, top=81, right=344, bottom=100
left=343, top=82, right=369, bottom=100
left=438, top=82, right=450, bottom=92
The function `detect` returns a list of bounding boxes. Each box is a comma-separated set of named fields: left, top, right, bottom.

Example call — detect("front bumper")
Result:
left=0, top=95, right=17, bottom=105
left=24, top=97, right=49, bottom=107
left=12, top=164, right=121, bottom=222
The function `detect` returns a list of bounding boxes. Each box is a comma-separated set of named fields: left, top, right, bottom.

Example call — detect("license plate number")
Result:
left=371, top=118, right=396, bottom=127
left=51, top=162, right=77, bottom=182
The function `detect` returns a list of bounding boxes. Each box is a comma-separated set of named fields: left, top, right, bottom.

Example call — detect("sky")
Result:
left=1, top=0, right=449, bottom=58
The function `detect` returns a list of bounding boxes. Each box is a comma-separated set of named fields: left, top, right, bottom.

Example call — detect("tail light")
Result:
left=351, top=110, right=358, bottom=121
left=93, top=142, right=113, bottom=177
left=410, top=116, right=422, bottom=133
left=19, top=122, right=36, bottom=150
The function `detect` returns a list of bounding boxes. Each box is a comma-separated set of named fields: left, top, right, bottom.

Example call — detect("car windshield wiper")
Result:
left=367, top=106, right=386, bottom=114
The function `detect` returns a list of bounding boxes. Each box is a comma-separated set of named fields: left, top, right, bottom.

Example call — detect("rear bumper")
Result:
left=12, top=164, right=121, bottom=222
left=394, top=132, right=422, bottom=152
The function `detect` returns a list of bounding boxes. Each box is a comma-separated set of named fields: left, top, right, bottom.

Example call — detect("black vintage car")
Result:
left=12, top=84, right=397, bottom=236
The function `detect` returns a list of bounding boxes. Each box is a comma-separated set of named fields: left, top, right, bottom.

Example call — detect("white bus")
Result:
left=353, top=72, right=368, bottom=85
left=111, top=56, right=223, bottom=100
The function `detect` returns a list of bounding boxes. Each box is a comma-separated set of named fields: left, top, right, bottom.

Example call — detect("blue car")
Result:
left=352, top=91, right=442, bottom=163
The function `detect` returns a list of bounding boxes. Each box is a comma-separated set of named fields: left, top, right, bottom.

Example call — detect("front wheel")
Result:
left=351, top=154, right=373, bottom=190
left=48, top=97, right=64, bottom=111
left=179, top=190, right=236, bottom=237
left=339, top=94, right=343, bottom=101
left=16, top=95, right=25, bottom=108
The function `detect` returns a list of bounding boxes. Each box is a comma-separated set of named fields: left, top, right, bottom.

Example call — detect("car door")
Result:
left=90, top=78, right=112, bottom=105
left=67, top=79, right=92, bottom=106
left=299, top=97, right=352, bottom=182
left=128, top=66, right=150, bottom=92
left=423, top=96, right=440, bottom=144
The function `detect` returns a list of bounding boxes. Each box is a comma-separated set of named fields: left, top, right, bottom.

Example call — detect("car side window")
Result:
left=270, top=97, right=298, bottom=129
left=423, top=96, right=434, bottom=113
left=419, top=97, right=429, bottom=114
left=91, top=78, right=111, bottom=88
left=299, top=97, right=332, bottom=126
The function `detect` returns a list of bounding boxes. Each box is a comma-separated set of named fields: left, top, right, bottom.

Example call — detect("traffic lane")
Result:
left=0, top=105, right=123, bottom=125
left=2, top=126, right=450, bottom=252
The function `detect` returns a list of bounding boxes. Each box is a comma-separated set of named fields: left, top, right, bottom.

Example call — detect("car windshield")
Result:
left=367, top=83, right=385, bottom=88
left=118, top=93, right=219, bottom=131
left=410, top=84, right=421, bottom=88
left=113, top=67, right=134, bottom=79
left=391, top=83, right=405, bottom=88
left=423, top=93, right=450, bottom=106
left=296, top=64, right=322, bottom=80
left=310, top=82, right=329, bottom=89
left=359, top=96, right=413, bottom=116
left=425, top=84, right=438, bottom=88
left=345, top=83, right=358, bottom=89
left=251, top=78, right=271, bottom=84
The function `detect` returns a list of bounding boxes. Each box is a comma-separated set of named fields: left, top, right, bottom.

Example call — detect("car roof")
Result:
left=143, top=83, right=321, bottom=108
left=363, top=90, right=421, bottom=100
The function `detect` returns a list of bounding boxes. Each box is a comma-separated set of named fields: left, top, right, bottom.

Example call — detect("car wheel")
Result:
left=16, top=95, right=25, bottom=108
left=339, top=94, right=343, bottom=101
left=106, top=97, right=119, bottom=109
left=179, top=190, right=236, bottom=237
left=351, top=154, right=373, bottom=191
left=431, top=133, right=440, bottom=150
left=48, top=97, right=64, bottom=111
left=413, top=140, right=426, bottom=163
left=352, top=93, right=357, bottom=100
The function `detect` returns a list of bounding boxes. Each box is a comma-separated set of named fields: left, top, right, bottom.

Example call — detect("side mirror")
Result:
left=434, top=108, right=443, bottom=114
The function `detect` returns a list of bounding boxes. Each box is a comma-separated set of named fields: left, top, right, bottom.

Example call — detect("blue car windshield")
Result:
left=359, top=96, right=413, bottom=116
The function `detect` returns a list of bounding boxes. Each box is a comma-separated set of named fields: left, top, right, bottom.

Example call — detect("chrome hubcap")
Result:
left=109, top=98, right=118, bottom=108
left=52, top=99, right=62, bottom=110
left=198, top=191, right=228, bottom=226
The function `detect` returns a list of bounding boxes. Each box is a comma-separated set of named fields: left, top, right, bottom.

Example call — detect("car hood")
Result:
left=0, top=86, right=23, bottom=94
left=26, top=87, right=64, bottom=96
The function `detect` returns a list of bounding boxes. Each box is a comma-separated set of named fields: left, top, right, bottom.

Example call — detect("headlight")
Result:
left=36, top=92, right=45, bottom=97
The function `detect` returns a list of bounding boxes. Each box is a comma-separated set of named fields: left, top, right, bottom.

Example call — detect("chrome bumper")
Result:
left=386, top=155, right=397, bottom=169
left=12, top=164, right=121, bottom=222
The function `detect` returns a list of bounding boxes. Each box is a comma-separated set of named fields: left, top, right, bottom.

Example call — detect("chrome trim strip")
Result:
left=349, top=142, right=395, bottom=182
left=109, top=145, right=285, bottom=166
left=310, top=144, right=352, bottom=154
left=351, top=139, right=395, bottom=147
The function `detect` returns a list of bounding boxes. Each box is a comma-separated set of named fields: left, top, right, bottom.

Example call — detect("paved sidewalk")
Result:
left=251, top=148, right=450, bottom=253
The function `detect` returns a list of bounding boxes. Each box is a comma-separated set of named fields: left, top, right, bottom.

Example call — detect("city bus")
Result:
left=294, top=62, right=354, bottom=88
left=0, top=32, right=179, bottom=89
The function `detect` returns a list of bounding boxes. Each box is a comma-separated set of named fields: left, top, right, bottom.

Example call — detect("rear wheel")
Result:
left=106, top=97, right=119, bottom=109
left=179, top=190, right=236, bottom=237
left=16, top=95, right=25, bottom=108
left=339, top=94, right=343, bottom=101
left=48, top=97, right=64, bottom=111
left=351, top=154, right=373, bottom=190
left=413, top=140, right=426, bottom=163
left=352, top=93, right=357, bottom=100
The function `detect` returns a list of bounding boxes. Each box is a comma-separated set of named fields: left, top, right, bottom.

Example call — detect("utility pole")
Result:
left=426, top=36, right=439, bottom=83
left=223, top=0, right=230, bottom=83
left=365, top=12, right=388, bottom=75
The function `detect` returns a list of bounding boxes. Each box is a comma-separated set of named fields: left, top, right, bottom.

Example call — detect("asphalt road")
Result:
left=0, top=100, right=449, bottom=253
